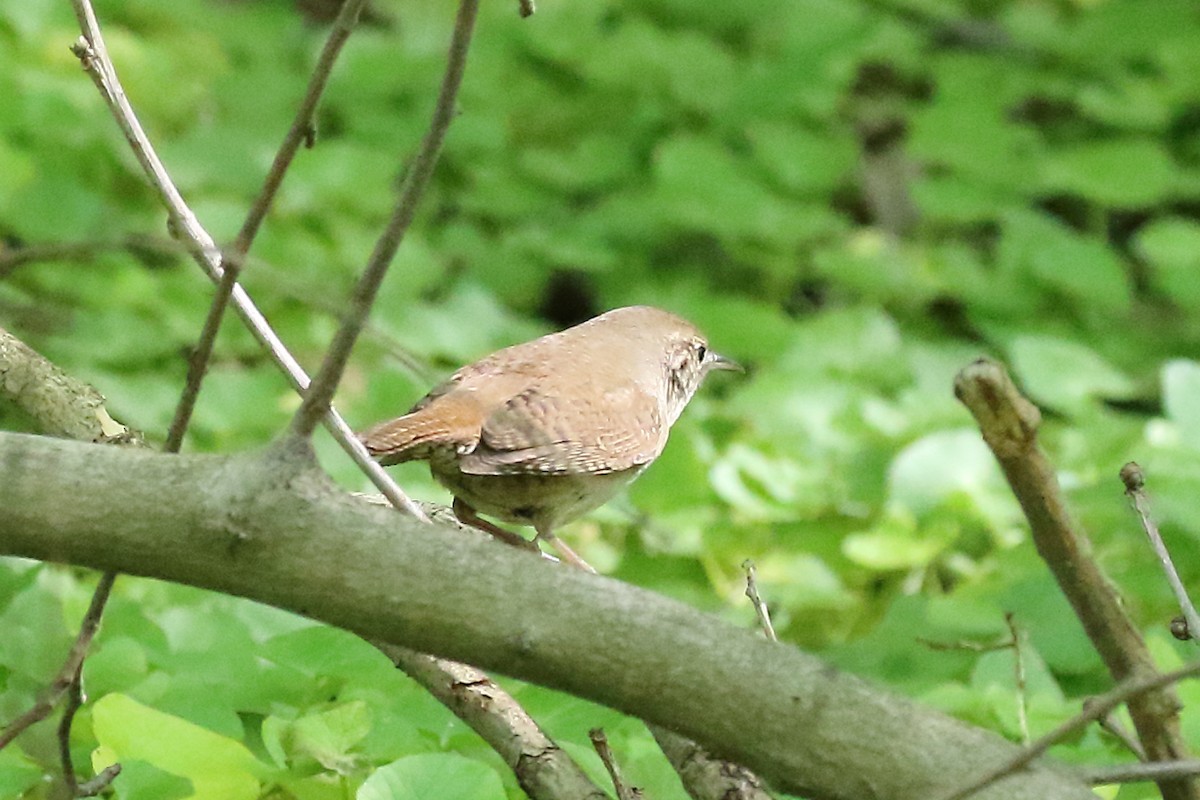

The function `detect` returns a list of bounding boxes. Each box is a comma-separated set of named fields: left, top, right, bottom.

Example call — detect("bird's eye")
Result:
left=696, top=344, right=707, bottom=361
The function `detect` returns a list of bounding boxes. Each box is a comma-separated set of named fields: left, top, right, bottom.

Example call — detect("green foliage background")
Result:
left=2, top=0, right=1200, bottom=797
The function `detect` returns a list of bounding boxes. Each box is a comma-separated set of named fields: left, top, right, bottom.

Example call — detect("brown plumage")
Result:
left=358, top=306, right=738, bottom=569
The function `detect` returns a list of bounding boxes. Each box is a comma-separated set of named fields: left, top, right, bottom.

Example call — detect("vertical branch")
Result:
left=55, top=572, right=121, bottom=797
left=291, top=0, right=481, bottom=437
left=955, top=358, right=1198, bottom=800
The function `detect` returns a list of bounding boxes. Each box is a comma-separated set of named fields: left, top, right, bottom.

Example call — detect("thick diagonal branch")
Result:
left=0, top=432, right=1096, bottom=800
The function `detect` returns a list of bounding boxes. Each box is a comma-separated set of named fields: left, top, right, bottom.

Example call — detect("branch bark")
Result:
left=377, top=644, right=608, bottom=800
left=0, top=431, right=1095, bottom=800
left=0, top=327, right=134, bottom=444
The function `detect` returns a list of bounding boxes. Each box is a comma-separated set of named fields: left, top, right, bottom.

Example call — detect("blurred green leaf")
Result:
left=288, top=701, right=372, bottom=774
left=1134, top=218, right=1200, bottom=307
left=92, top=693, right=265, bottom=800
left=1162, top=360, right=1200, bottom=452
left=0, top=748, right=42, bottom=799
left=1008, top=335, right=1136, bottom=414
left=1041, top=139, right=1176, bottom=208
left=842, top=511, right=952, bottom=571
left=357, top=753, right=504, bottom=800
left=997, top=212, right=1132, bottom=313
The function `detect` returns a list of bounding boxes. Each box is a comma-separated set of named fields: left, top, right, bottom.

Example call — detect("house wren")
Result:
left=358, top=305, right=739, bottom=570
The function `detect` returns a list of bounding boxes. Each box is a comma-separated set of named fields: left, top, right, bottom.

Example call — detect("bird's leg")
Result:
left=535, top=526, right=598, bottom=574
left=452, top=498, right=540, bottom=552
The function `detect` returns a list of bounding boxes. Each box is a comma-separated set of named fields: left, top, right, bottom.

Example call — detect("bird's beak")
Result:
left=704, top=350, right=743, bottom=373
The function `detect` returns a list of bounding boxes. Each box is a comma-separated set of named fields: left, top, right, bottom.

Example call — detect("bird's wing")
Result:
left=358, top=389, right=481, bottom=465
left=358, top=365, right=538, bottom=465
left=459, top=384, right=665, bottom=476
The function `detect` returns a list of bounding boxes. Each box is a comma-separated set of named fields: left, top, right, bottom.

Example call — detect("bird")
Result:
left=358, top=305, right=739, bottom=570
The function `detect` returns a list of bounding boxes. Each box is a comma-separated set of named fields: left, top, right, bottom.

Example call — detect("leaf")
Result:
left=357, top=753, right=504, bottom=800
left=650, top=135, right=794, bottom=244
left=0, top=748, right=42, bottom=799
left=1041, top=139, right=1176, bottom=207
left=1008, top=335, right=1136, bottom=414
left=91, top=693, right=264, bottom=800
left=290, top=702, right=372, bottom=774
left=997, top=212, right=1132, bottom=312
left=842, top=512, right=951, bottom=571
left=1134, top=217, right=1200, bottom=307
left=747, top=123, right=856, bottom=195
left=1162, top=360, right=1200, bottom=451
left=887, top=429, right=1015, bottom=527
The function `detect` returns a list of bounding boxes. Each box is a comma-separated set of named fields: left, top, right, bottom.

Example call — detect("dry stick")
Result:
left=1121, top=462, right=1200, bottom=644
left=590, top=728, right=643, bottom=800
left=1085, top=696, right=1147, bottom=760
left=166, top=0, right=370, bottom=450
left=68, top=0, right=426, bottom=523
left=1004, top=613, right=1029, bottom=745
left=0, top=236, right=181, bottom=279
left=0, top=571, right=117, bottom=751
left=1085, top=760, right=1200, bottom=786
left=649, top=728, right=774, bottom=800
left=954, top=358, right=1198, bottom=800
left=291, top=0, right=479, bottom=438
left=0, top=327, right=133, bottom=444
left=55, top=573, right=118, bottom=796
left=941, top=659, right=1200, bottom=800
left=379, top=644, right=609, bottom=800
left=742, top=560, right=777, bottom=641
left=75, top=764, right=122, bottom=797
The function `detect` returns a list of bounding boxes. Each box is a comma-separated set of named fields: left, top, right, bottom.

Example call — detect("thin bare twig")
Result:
left=940, top=659, right=1200, bottom=800
left=0, top=572, right=115, bottom=745
left=1085, top=760, right=1200, bottom=786
left=75, top=763, right=121, bottom=796
left=68, top=0, right=426, bottom=522
left=165, top=0, right=370, bottom=451
left=1121, top=462, right=1200, bottom=645
left=1084, top=697, right=1147, bottom=760
left=742, top=560, right=777, bottom=641
left=292, top=0, right=480, bottom=437
left=590, top=728, right=643, bottom=800
left=0, top=236, right=182, bottom=279
left=59, top=572, right=118, bottom=763
left=1005, top=613, right=1029, bottom=745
